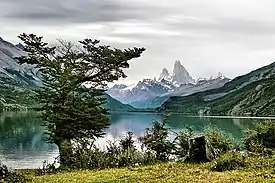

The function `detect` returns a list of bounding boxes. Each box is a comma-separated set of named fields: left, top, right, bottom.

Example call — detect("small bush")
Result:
left=119, top=132, right=135, bottom=151
left=205, top=127, right=238, bottom=157
left=59, top=132, right=159, bottom=170
left=35, top=160, right=59, bottom=176
left=139, top=120, right=174, bottom=161
left=244, top=121, right=275, bottom=154
left=211, top=151, right=245, bottom=172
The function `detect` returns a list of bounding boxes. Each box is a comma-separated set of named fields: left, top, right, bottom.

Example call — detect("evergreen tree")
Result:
left=17, top=34, right=145, bottom=165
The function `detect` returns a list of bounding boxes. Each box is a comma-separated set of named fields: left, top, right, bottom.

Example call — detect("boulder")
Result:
left=186, top=135, right=215, bottom=163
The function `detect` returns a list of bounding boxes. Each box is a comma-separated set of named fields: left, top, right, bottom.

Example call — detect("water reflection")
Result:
left=0, top=112, right=265, bottom=169
left=0, top=112, right=58, bottom=169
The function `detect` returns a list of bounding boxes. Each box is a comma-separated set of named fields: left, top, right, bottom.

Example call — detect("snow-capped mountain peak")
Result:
left=158, top=60, right=195, bottom=86
left=172, top=60, right=195, bottom=85
left=216, top=72, right=226, bottom=79
left=208, top=72, right=227, bottom=81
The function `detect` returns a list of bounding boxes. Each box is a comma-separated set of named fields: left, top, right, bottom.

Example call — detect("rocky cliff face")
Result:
left=0, top=37, right=41, bottom=87
left=158, top=60, right=195, bottom=86
left=172, top=60, right=195, bottom=85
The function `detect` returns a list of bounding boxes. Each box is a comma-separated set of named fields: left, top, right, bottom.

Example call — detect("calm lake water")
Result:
left=0, top=111, right=272, bottom=169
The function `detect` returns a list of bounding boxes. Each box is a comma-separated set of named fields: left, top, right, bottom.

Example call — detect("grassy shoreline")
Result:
left=21, top=161, right=275, bottom=183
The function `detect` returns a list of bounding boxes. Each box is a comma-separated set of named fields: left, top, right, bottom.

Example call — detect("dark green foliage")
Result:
left=35, top=160, right=58, bottom=176
left=17, top=33, right=145, bottom=166
left=211, top=151, right=245, bottom=172
left=58, top=133, right=157, bottom=170
left=0, top=162, right=28, bottom=183
left=0, top=77, right=37, bottom=112
left=139, top=120, right=174, bottom=161
left=244, top=121, right=275, bottom=154
left=160, top=78, right=275, bottom=116
left=205, top=127, right=238, bottom=157
left=119, top=132, right=135, bottom=151
left=103, top=94, right=136, bottom=112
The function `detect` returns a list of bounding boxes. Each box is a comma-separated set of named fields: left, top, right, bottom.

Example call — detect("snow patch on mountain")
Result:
left=107, top=79, right=175, bottom=108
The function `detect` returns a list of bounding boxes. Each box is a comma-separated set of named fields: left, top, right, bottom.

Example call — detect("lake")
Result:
left=0, top=111, right=273, bottom=169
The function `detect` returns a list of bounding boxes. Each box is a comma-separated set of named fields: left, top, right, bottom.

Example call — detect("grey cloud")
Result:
left=0, top=0, right=170, bottom=24
left=1, top=0, right=148, bottom=24
left=1, top=0, right=275, bottom=83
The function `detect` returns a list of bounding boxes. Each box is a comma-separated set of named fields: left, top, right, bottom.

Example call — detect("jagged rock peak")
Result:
left=161, top=68, right=169, bottom=76
left=158, top=68, right=170, bottom=81
left=209, top=72, right=227, bottom=80
left=172, top=60, right=195, bottom=85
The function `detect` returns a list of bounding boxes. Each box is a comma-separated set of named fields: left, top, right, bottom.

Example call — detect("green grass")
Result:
left=27, top=161, right=275, bottom=183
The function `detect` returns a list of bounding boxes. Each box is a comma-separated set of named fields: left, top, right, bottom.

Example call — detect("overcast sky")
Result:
left=1, top=0, right=275, bottom=84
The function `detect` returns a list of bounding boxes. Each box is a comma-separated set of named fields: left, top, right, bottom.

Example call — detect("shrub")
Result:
left=173, top=127, right=194, bottom=159
left=35, top=160, right=59, bottom=176
left=211, top=151, right=245, bottom=172
left=58, top=132, right=158, bottom=170
left=244, top=121, right=275, bottom=154
left=0, top=162, right=28, bottom=183
left=139, top=120, right=174, bottom=161
left=119, top=132, right=135, bottom=151
left=205, top=127, right=238, bottom=157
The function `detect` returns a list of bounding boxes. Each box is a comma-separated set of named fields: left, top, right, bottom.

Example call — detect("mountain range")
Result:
left=1, top=36, right=275, bottom=116
left=107, top=60, right=230, bottom=108
left=158, top=62, right=275, bottom=116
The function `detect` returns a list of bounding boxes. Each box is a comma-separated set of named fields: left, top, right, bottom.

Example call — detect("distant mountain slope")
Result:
left=158, top=62, right=275, bottom=116
left=0, top=37, right=41, bottom=87
left=107, top=79, right=175, bottom=108
left=0, top=77, right=37, bottom=111
left=150, top=74, right=230, bottom=108
left=0, top=37, right=40, bottom=111
left=103, top=94, right=136, bottom=112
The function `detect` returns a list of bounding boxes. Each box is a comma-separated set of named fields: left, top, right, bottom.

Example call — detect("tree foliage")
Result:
left=17, top=33, right=145, bottom=165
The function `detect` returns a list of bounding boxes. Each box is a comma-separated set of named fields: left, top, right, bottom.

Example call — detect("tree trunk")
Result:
left=57, top=139, right=74, bottom=166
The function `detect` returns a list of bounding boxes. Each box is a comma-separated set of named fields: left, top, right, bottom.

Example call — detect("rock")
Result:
left=256, top=84, right=263, bottom=91
left=172, top=60, right=195, bottom=85
left=158, top=68, right=170, bottom=81
left=186, top=135, right=215, bottom=163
